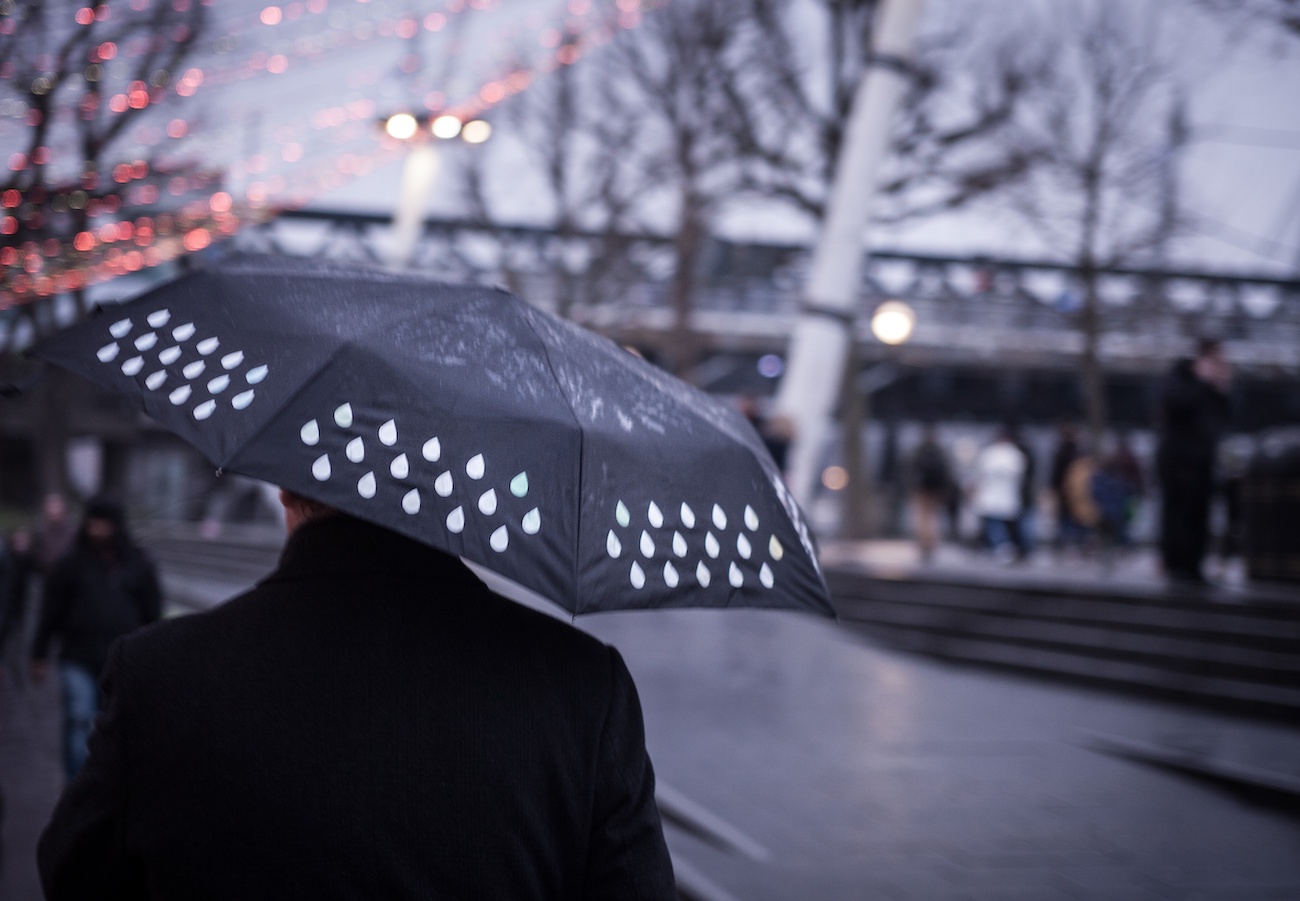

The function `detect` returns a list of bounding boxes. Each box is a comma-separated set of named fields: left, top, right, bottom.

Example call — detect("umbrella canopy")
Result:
left=33, top=254, right=832, bottom=617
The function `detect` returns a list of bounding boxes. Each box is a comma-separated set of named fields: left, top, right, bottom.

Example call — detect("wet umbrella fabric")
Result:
left=32, top=255, right=832, bottom=617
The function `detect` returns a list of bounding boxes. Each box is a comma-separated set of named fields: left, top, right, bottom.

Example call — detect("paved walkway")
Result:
left=4, top=550, right=1299, bottom=900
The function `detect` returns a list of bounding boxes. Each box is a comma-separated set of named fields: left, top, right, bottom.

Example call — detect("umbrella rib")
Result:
left=217, top=342, right=353, bottom=473
left=515, top=306, right=587, bottom=616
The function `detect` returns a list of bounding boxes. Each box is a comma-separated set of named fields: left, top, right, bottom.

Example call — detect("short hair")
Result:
left=281, top=490, right=339, bottom=526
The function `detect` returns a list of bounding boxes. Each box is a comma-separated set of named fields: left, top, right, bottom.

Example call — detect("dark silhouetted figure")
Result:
left=38, top=491, right=675, bottom=901
left=1157, top=339, right=1231, bottom=585
left=31, top=498, right=162, bottom=780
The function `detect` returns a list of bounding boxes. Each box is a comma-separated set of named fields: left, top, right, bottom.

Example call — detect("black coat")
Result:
left=33, top=543, right=162, bottom=676
left=1157, top=359, right=1230, bottom=475
left=39, top=516, right=675, bottom=901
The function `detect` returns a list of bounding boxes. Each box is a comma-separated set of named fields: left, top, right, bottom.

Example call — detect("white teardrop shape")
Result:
left=147, top=309, right=170, bottom=327
left=769, top=535, right=784, bottom=560
left=402, top=489, right=420, bottom=514
left=422, top=437, right=441, bottom=461
left=490, top=525, right=509, bottom=552
left=446, top=506, right=465, bottom=533
left=346, top=437, right=364, bottom=463
left=197, top=337, right=220, bottom=355
left=193, top=400, right=217, bottom=420
left=390, top=453, right=409, bottom=479
left=121, top=356, right=144, bottom=376
left=183, top=360, right=205, bottom=379
left=246, top=365, right=268, bottom=384
left=607, top=530, right=622, bottom=558
left=672, top=532, right=687, bottom=557
left=434, top=470, right=453, bottom=497
left=357, top=471, right=376, bottom=498
left=159, top=345, right=182, bottom=365
left=696, top=561, right=711, bottom=588
left=466, top=454, right=485, bottom=479
left=378, top=420, right=397, bottom=446
left=744, top=505, right=759, bottom=530
left=712, top=504, right=727, bottom=530
left=616, top=501, right=631, bottom=528
left=334, top=403, right=353, bottom=428
left=172, top=322, right=196, bottom=342
left=145, top=370, right=167, bottom=391
left=522, top=508, right=540, bottom=534
left=300, top=420, right=320, bottom=445
left=109, top=319, right=132, bottom=338
left=231, top=390, right=255, bottom=410
left=729, top=562, right=744, bottom=588
left=134, top=332, right=157, bottom=351
left=169, top=385, right=192, bottom=405
left=639, top=530, right=654, bottom=558
left=648, top=501, right=664, bottom=528
left=478, top=488, right=497, bottom=516
left=312, top=454, right=331, bottom=480
left=760, top=563, right=775, bottom=589
left=705, top=532, right=720, bottom=558
left=97, top=342, right=120, bottom=362
left=680, top=503, right=696, bottom=529
left=221, top=351, right=244, bottom=370
left=207, top=374, right=230, bottom=394
left=663, top=561, right=679, bottom=588
left=737, top=533, right=752, bottom=559
left=629, top=561, right=646, bottom=589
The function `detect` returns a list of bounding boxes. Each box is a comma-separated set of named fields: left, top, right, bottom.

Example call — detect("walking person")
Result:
left=1049, top=423, right=1085, bottom=551
left=908, top=424, right=952, bottom=564
left=970, top=425, right=1028, bottom=563
left=30, top=498, right=162, bottom=781
left=1156, top=338, right=1231, bottom=586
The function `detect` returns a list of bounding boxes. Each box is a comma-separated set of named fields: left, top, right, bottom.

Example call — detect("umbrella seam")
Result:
left=515, top=304, right=587, bottom=616
left=218, top=342, right=353, bottom=472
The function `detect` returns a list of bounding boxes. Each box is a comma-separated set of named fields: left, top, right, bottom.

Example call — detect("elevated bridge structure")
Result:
left=229, top=209, right=1300, bottom=430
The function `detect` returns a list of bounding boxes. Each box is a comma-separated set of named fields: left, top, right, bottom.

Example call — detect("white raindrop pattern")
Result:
left=299, top=405, right=544, bottom=557
left=604, top=496, right=790, bottom=593
left=93, top=310, right=268, bottom=422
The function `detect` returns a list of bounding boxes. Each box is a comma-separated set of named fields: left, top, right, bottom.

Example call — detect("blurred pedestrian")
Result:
left=31, top=498, right=162, bottom=781
left=1049, top=424, right=1085, bottom=550
left=33, top=492, right=76, bottom=574
left=908, top=424, right=952, bottom=563
left=1094, top=433, right=1145, bottom=549
left=1156, top=338, right=1231, bottom=585
left=38, top=491, right=675, bottom=899
left=970, top=426, right=1028, bottom=563
left=1008, top=426, right=1037, bottom=561
left=738, top=394, right=793, bottom=475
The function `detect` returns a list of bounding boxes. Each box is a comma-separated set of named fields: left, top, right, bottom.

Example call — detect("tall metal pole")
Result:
left=773, top=0, right=927, bottom=509
left=389, top=142, right=441, bottom=269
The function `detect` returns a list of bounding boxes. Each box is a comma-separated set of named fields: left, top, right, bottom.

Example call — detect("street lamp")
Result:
left=380, top=111, right=492, bottom=268
left=870, top=299, right=916, bottom=345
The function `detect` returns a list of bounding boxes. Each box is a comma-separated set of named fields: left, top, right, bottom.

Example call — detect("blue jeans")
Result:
left=59, top=661, right=100, bottom=781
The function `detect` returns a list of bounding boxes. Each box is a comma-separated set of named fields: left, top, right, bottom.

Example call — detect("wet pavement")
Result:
left=3, top=547, right=1300, bottom=900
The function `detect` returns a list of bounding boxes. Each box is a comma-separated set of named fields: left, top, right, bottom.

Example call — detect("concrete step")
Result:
left=827, top=570, right=1300, bottom=718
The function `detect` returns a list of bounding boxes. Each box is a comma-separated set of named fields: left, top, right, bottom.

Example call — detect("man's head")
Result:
left=79, top=497, right=127, bottom=556
left=279, top=489, right=339, bottom=534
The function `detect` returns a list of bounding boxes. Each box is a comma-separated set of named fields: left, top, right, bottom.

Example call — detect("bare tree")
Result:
left=0, top=0, right=207, bottom=496
left=993, top=0, right=1189, bottom=451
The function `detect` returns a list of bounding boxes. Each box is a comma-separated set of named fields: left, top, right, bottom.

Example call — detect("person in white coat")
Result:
left=971, top=427, right=1029, bottom=563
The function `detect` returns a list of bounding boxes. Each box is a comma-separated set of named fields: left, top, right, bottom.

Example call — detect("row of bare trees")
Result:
left=451, top=0, right=1248, bottom=456
left=2, top=0, right=1294, bottom=499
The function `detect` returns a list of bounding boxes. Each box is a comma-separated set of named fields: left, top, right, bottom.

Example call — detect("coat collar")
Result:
left=268, top=514, right=485, bottom=590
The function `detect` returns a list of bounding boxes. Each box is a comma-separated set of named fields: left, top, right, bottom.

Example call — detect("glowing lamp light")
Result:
left=430, top=114, right=462, bottom=139
left=460, top=119, right=492, bottom=144
left=385, top=113, right=419, bottom=140
left=870, top=299, right=916, bottom=346
left=821, top=465, right=849, bottom=491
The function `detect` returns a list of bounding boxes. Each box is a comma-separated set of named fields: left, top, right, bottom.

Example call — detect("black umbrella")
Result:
left=32, top=254, right=832, bottom=617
